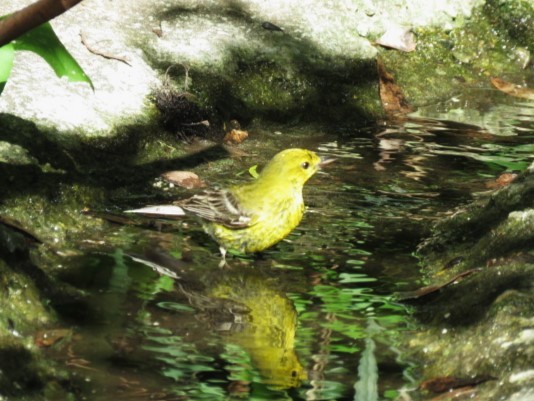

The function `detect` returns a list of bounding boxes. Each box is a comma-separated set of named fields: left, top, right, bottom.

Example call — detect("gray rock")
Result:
left=0, top=0, right=483, bottom=136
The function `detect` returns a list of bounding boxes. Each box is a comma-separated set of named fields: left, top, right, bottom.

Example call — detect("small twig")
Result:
left=79, top=31, right=131, bottom=66
left=164, top=64, right=191, bottom=91
left=183, top=64, right=190, bottom=91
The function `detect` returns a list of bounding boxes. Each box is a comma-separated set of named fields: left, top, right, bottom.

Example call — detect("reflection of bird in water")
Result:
left=207, top=271, right=307, bottom=389
left=122, top=248, right=307, bottom=389
left=128, top=149, right=334, bottom=264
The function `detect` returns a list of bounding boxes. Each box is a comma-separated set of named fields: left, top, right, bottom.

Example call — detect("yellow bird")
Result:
left=129, top=148, right=333, bottom=260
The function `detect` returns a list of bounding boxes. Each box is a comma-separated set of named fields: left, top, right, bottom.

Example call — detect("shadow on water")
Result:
left=3, top=95, right=534, bottom=400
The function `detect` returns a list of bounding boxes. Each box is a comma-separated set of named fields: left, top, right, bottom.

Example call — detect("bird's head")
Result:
left=259, top=148, right=334, bottom=187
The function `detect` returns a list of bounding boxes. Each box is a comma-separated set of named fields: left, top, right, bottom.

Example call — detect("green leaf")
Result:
left=384, top=390, right=399, bottom=400
left=248, top=164, right=259, bottom=179
left=12, top=22, right=93, bottom=89
left=0, top=43, right=14, bottom=95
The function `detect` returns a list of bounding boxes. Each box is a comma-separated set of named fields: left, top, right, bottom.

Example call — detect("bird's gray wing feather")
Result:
left=176, top=189, right=252, bottom=228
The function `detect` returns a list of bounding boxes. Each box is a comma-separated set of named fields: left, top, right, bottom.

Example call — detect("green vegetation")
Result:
left=0, top=19, right=92, bottom=95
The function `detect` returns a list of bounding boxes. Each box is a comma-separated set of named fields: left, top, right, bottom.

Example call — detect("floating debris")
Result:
left=486, top=172, right=519, bottom=189
left=223, top=129, right=249, bottom=145
left=161, top=170, right=206, bottom=189
left=491, top=77, right=534, bottom=100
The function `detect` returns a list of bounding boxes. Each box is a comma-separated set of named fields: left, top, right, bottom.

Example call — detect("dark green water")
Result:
left=40, top=96, right=533, bottom=401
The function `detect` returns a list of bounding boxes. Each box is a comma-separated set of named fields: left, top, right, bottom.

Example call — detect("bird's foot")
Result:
left=218, top=247, right=229, bottom=268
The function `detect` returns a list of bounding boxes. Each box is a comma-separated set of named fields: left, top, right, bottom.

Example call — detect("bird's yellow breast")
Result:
left=205, top=188, right=305, bottom=253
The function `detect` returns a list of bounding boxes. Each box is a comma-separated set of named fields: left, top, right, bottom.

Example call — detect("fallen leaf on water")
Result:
left=395, top=268, right=482, bottom=301
left=223, top=129, right=249, bottom=145
left=161, top=171, right=206, bottom=189
left=491, top=77, right=534, bottom=100
left=34, top=329, right=72, bottom=348
left=421, top=375, right=497, bottom=393
left=376, top=25, right=416, bottom=52
left=485, top=172, right=518, bottom=189
left=377, top=58, right=413, bottom=115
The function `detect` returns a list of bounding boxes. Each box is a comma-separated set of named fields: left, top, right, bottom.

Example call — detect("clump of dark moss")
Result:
left=152, top=68, right=222, bottom=141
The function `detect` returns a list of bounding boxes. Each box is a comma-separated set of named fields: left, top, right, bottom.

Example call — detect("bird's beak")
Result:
left=319, top=156, right=336, bottom=168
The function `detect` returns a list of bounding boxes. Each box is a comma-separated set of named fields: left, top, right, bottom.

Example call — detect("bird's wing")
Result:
left=176, top=189, right=253, bottom=228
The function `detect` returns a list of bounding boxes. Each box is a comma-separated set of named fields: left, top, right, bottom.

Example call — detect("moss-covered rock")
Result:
left=407, top=163, right=534, bottom=400
left=418, top=163, right=534, bottom=269
left=4, top=0, right=524, bottom=136
left=0, top=226, right=60, bottom=398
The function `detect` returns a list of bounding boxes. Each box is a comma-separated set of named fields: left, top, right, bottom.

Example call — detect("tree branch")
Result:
left=0, top=0, right=83, bottom=48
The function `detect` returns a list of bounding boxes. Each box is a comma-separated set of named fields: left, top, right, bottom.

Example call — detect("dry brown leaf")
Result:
left=377, top=58, right=413, bottom=115
left=376, top=26, right=416, bottom=52
left=491, top=77, right=534, bottom=100
left=486, top=172, right=519, bottom=189
left=34, top=329, right=72, bottom=348
left=161, top=171, right=206, bottom=189
left=223, top=129, right=249, bottom=145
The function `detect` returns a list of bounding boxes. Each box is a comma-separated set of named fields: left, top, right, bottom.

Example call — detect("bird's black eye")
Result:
left=301, top=161, right=310, bottom=169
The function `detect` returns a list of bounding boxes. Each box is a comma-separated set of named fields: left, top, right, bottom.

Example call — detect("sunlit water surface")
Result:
left=45, top=95, right=533, bottom=401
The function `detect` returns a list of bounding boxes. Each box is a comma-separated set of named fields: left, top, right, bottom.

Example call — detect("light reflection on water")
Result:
left=46, top=98, right=533, bottom=401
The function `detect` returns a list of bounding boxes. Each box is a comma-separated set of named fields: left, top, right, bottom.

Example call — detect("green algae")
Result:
left=0, top=260, right=53, bottom=336
left=0, top=229, right=67, bottom=399
left=379, top=1, right=533, bottom=109
left=229, top=61, right=317, bottom=119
